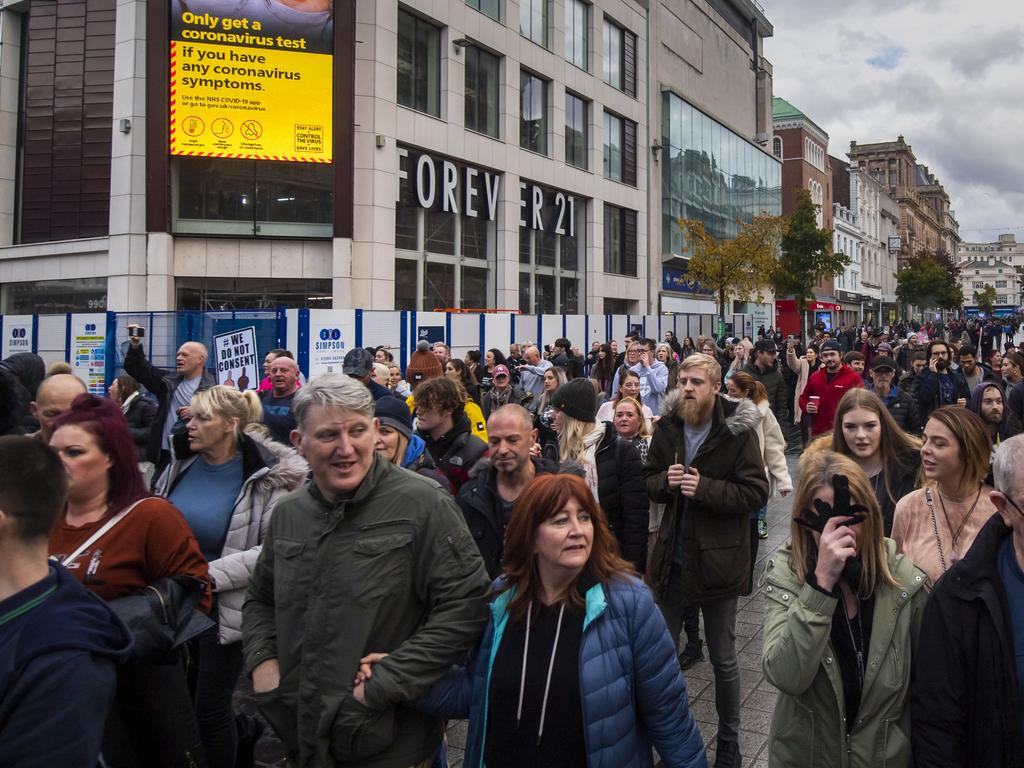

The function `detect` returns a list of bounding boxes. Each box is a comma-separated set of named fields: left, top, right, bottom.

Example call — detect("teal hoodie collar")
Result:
left=489, top=580, right=608, bottom=631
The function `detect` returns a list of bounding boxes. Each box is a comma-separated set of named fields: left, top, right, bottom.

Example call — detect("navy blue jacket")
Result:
left=0, top=564, right=133, bottom=767
left=419, top=576, right=708, bottom=768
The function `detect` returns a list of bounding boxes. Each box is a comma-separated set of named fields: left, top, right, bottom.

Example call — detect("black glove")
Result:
left=795, top=473, right=868, bottom=533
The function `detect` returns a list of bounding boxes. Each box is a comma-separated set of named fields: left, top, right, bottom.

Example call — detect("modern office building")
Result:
left=0, top=0, right=777, bottom=315
left=651, top=0, right=780, bottom=323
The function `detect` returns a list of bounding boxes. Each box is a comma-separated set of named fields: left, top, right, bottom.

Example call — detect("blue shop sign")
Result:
left=662, top=265, right=711, bottom=295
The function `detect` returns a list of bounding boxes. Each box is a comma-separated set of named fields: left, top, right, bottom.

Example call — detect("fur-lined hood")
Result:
left=660, top=389, right=760, bottom=436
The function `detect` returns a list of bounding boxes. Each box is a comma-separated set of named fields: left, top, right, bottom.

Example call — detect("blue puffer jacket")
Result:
left=418, top=575, right=708, bottom=768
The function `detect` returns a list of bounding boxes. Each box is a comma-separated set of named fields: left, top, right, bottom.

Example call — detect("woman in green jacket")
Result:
left=761, top=450, right=928, bottom=768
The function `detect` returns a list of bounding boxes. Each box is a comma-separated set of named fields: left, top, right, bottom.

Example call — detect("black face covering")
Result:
left=796, top=474, right=867, bottom=533
left=796, top=474, right=867, bottom=586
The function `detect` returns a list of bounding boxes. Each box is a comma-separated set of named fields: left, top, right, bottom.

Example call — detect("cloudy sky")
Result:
left=764, top=0, right=1024, bottom=245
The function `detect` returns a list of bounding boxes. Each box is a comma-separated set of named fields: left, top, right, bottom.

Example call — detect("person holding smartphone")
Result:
left=913, top=340, right=971, bottom=424
left=124, top=324, right=216, bottom=484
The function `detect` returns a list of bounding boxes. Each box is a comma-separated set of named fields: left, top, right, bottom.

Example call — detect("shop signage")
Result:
left=169, top=0, right=333, bottom=162
left=518, top=181, right=576, bottom=237
left=661, top=265, right=711, bottom=295
left=888, top=236, right=902, bottom=253
left=1, top=315, right=34, bottom=358
left=213, top=326, right=259, bottom=391
left=397, top=147, right=501, bottom=221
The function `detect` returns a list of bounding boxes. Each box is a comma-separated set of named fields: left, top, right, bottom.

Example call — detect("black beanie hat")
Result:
left=549, top=378, right=597, bottom=422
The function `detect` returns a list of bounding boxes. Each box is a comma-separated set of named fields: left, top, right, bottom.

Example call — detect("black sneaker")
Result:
left=714, top=738, right=740, bottom=768
left=678, top=640, right=704, bottom=670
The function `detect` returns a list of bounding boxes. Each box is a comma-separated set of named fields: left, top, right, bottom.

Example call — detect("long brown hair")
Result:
left=926, top=406, right=992, bottom=490
left=789, top=450, right=899, bottom=598
left=728, top=371, right=767, bottom=404
left=829, top=388, right=921, bottom=505
left=499, top=474, right=635, bottom=624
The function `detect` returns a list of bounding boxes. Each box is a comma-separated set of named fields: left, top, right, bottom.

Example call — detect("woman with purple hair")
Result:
left=47, top=393, right=210, bottom=767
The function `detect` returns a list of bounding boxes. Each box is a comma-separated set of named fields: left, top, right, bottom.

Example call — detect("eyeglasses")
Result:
left=1002, top=493, right=1024, bottom=518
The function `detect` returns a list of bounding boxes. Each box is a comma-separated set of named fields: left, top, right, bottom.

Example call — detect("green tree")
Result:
left=771, top=188, right=849, bottom=337
left=896, top=252, right=963, bottom=311
left=973, top=284, right=997, bottom=316
left=677, top=215, right=789, bottom=330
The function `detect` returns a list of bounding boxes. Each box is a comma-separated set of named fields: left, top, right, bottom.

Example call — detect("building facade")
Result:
left=0, top=0, right=776, bottom=316
left=959, top=234, right=1024, bottom=311
left=847, top=135, right=960, bottom=264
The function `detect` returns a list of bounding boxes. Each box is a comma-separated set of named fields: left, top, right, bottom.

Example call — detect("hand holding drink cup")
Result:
left=807, top=395, right=820, bottom=414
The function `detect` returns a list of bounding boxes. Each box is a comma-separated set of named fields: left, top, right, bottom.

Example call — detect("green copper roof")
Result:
left=772, top=96, right=828, bottom=138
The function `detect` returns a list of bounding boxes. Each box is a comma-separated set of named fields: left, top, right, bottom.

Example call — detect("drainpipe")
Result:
left=645, top=5, right=653, bottom=315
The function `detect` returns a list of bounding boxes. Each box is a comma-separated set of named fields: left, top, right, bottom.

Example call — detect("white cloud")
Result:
left=764, top=0, right=1024, bottom=243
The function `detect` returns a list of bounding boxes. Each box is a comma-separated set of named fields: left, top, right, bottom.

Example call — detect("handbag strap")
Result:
left=60, top=499, right=146, bottom=567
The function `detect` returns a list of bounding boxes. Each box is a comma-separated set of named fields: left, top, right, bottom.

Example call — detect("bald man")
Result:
left=124, top=326, right=215, bottom=478
left=29, top=374, right=87, bottom=442
left=259, top=356, right=300, bottom=444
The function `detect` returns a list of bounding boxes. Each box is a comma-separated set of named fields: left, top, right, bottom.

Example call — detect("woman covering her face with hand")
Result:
left=359, top=474, right=707, bottom=768
left=762, top=451, right=927, bottom=768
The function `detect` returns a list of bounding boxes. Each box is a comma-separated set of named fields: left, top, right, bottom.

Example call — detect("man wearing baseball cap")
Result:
left=868, top=356, right=921, bottom=434
left=343, top=347, right=397, bottom=401
left=742, top=339, right=788, bottom=427
left=481, top=364, right=530, bottom=419
left=799, top=339, right=864, bottom=437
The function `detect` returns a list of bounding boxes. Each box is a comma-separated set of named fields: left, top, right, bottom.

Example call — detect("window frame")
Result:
left=602, top=16, right=636, bottom=97
left=466, top=0, right=500, bottom=22
left=464, top=45, right=501, bottom=138
left=602, top=109, right=636, bottom=185
left=397, top=9, right=442, bottom=118
left=564, top=0, right=589, bottom=70
left=520, top=0, right=550, bottom=48
left=603, top=203, right=637, bottom=276
left=520, top=69, right=549, bottom=155
left=565, top=91, right=588, bottom=170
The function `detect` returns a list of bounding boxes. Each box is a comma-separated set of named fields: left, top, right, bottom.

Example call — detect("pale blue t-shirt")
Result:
left=169, top=456, right=242, bottom=562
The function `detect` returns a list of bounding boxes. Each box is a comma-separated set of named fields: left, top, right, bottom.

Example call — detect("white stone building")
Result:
left=959, top=234, right=1024, bottom=310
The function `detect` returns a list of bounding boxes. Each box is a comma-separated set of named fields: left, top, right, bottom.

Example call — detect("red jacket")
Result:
left=799, top=364, right=865, bottom=436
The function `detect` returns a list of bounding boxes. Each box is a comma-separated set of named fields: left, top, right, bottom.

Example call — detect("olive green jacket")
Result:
left=761, top=540, right=928, bottom=768
left=242, top=454, right=490, bottom=768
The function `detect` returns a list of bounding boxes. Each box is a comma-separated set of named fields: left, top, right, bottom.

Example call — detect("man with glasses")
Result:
left=911, top=434, right=1024, bottom=765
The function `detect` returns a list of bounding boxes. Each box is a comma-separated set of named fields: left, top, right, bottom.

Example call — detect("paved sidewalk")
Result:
left=248, top=454, right=802, bottom=768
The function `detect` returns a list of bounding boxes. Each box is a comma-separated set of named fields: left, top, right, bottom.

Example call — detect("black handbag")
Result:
left=110, top=575, right=215, bottom=662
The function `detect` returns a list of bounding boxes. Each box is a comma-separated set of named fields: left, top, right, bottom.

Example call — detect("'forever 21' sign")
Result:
left=518, top=181, right=576, bottom=238
left=396, top=146, right=577, bottom=237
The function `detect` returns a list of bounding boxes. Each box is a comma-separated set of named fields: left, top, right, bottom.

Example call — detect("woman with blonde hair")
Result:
left=891, top=405, right=995, bottom=584
left=727, top=371, right=791, bottom=551
left=817, top=388, right=921, bottom=536
left=762, top=450, right=927, bottom=767
left=156, top=385, right=308, bottom=767
left=534, top=365, right=568, bottom=460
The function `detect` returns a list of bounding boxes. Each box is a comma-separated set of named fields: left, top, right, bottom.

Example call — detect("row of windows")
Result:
left=809, top=179, right=824, bottom=227
left=399, top=9, right=638, bottom=185
left=805, top=138, right=825, bottom=172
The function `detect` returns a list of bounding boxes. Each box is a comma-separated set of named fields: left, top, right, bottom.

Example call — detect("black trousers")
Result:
left=193, top=629, right=244, bottom=768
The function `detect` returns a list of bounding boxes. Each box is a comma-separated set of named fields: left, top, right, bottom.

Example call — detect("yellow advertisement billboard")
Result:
left=169, top=1, right=333, bottom=163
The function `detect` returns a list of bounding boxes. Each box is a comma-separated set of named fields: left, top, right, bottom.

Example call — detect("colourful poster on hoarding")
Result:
left=169, top=1, right=333, bottom=163
left=213, top=326, right=260, bottom=391
left=71, top=314, right=108, bottom=396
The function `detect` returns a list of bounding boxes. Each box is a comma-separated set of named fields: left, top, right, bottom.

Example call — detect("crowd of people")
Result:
left=0, top=315, right=1023, bottom=768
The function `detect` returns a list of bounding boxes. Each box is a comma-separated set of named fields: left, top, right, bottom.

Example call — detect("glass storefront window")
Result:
left=173, top=157, right=332, bottom=237
left=3, top=277, right=107, bottom=314
left=661, top=92, right=782, bottom=257
left=425, top=208, right=457, bottom=255
left=461, top=266, right=489, bottom=308
left=424, top=262, right=455, bottom=310
left=518, top=181, right=585, bottom=313
left=175, top=278, right=332, bottom=310
left=395, top=259, right=418, bottom=311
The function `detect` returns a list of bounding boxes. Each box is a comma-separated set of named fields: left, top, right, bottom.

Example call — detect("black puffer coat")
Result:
left=911, top=513, right=1024, bottom=767
left=742, top=359, right=789, bottom=423
left=591, top=421, right=649, bottom=572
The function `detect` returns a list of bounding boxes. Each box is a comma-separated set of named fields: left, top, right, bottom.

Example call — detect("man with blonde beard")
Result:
left=644, top=353, right=768, bottom=768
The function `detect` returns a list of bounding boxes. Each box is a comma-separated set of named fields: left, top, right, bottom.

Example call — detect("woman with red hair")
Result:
left=358, top=473, right=707, bottom=768
left=47, top=394, right=210, bottom=767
